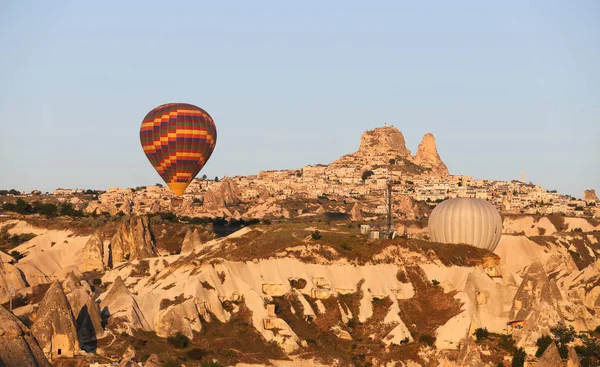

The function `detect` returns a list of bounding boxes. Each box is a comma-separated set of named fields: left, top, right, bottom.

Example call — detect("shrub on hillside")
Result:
left=10, top=250, right=24, bottom=261
left=167, top=332, right=190, bottom=349
left=475, top=327, right=489, bottom=341
left=311, top=230, right=322, bottom=240
left=512, top=347, right=526, bottom=367
left=419, top=334, right=436, bottom=346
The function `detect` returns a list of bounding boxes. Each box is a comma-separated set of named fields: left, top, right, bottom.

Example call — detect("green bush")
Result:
left=35, top=202, right=58, bottom=216
left=162, top=358, right=180, bottom=367
left=475, top=327, right=489, bottom=341
left=419, top=334, right=436, bottom=346
left=535, top=334, right=553, bottom=357
left=340, top=243, right=351, bottom=251
left=575, top=334, right=600, bottom=367
left=10, top=250, right=24, bottom=261
left=512, top=347, right=526, bottom=367
left=361, top=170, right=374, bottom=181
left=93, top=278, right=102, bottom=286
left=311, top=230, right=322, bottom=240
left=432, top=279, right=440, bottom=286
left=60, top=203, right=83, bottom=217
left=167, top=332, right=190, bottom=349
left=186, top=348, right=207, bottom=360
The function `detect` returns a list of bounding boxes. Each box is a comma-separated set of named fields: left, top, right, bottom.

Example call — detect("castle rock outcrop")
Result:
left=413, top=133, right=449, bottom=176
left=30, top=281, right=80, bottom=360
left=358, top=126, right=412, bottom=158
left=0, top=305, right=51, bottom=367
left=111, top=216, right=157, bottom=263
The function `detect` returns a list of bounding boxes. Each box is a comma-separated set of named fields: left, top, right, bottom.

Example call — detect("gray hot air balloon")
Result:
left=428, top=198, right=502, bottom=252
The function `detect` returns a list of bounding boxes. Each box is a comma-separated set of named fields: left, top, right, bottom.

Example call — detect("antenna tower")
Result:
left=386, top=177, right=393, bottom=238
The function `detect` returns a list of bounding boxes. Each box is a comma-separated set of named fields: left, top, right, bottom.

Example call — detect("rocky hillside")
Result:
left=0, top=212, right=599, bottom=366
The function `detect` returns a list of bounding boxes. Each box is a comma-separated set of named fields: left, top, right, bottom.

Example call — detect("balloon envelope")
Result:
left=140, top=103, right=217, bottom=196
left=428, top=198, right=502, bottom=252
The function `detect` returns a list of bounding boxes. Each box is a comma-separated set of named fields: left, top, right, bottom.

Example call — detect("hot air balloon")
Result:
left=428, top=198, right=502, bottom=252
left=140, top=103, right=217, bottom=196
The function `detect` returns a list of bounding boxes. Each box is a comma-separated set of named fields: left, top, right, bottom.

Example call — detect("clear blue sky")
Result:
left=1, top=1, right=598, bottom=197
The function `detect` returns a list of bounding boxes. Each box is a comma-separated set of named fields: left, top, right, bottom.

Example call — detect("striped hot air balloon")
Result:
left=427, top=198, right=503, bottom=252
left=140, top=103, right=217, bottom=196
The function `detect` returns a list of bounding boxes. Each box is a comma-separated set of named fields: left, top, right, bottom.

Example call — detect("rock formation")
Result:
left=30, top=281, right=80, bottom=360
left=203, top=179, right=241, bottom=211
left=454, top=338, right=485, bottom=367
left=155, top=299, right=202, bottom=339
left=567, top=347, right=581, bottom=367
left=143, top=354, right=162, bottom=367
left=315, top=205, right=326, bottom=214
left=117, top=345, right=137, bottom=367
left=76, top=296, right=104, bottom=346
left=0, top=259, right=28, bottom=304
left=99, top=276, right=150, bottom=332
left=181, top=228, right=201, bottom=255
left=0, top=305, right=51, bottom=367
left=62, top=271, right=93, bottom=320
left=413, top=133, right=449, bottom=176
left=584, top=189, right=599, bottom=203
left=111, top=216, right=157, bottom=263
left=120, top=200, right=132, bottom=215
left=81, top=233, right=104, bottom=271
left=350, top=203, right=363, bottom=221
left=358, top=126, right=412, bottom=158
left=538, top=342, right=563, bottom=367
left=244, top=199, right=290, bottom=219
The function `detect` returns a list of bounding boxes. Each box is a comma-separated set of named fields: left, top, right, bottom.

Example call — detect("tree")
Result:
left=202, top=174, right=207, bottom=180
left=575, top=334, right=600, bottom=367
left=361, top=170, right=374, bottom=182
left=512, top=347, right=526, bottom=367
left=35, top=202, right=58, bottom=217
left=13, top=199, right=30, bottom=214
left=10, top=250, right=24, bottom=261
left=214, top=176, right=220, bottom=182
left=167, top=332, right=190, bottom=349
left=475, top=327, right=489, bottom=341
left=535, top=335, right=553, bottom=357
left=311, top=230, right=322, bottom=240
left=155, top=183, right=163, bottom=187
left=388, top=158, right=396, bottom=165
left=60, top=203, right=83, bottom=217
left=551, top=323, right=576, bottom=358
